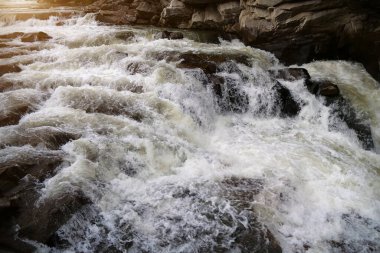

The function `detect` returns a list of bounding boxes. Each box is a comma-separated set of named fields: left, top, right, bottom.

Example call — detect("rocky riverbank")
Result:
left=64, top=0, right=380, bottom=81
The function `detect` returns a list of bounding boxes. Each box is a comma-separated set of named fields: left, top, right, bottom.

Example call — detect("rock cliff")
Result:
left=78, top=0, right=380, bottom=81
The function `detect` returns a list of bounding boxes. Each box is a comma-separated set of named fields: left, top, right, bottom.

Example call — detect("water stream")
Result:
left=0, top=9, right=379, bottom=253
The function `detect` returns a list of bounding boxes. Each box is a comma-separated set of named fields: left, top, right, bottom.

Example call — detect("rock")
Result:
left=0, top=89, right=43, bottom=127
left=318, top=80, right=340, bottom=97
left=0, top=32, right=25, bottom=40
left=83, top=0, right=380, bottom=81
left=136, top=1, right=161, bottom=19
left=160, top=1, right=193, bottom=26
left=177, top=53, right=218, bottom=74
left=221, top=176, right=282, bottom=252
left=21, top=32, right=52, bottom=42
left=0, top=126, right=81, bottom=150
left=217, top=1, right=241, bottom=21
left=115, top=31, right=135, bottom=41
left=16, top=192, right=89, bottom=243
left=169, top=31, right=184, bottom=39
left=269, top=68, right=311, bottom=81
left=209, top=74, right=249, bottom=113
left=150, top=50, right=251, bottom=73
left=0, top=147, right=65, bottom=194
left=154, top=30, right=184, bottom=40
left=0, top=63, right=22, bottom=77
left=0, top=31, right=52, bottom=43
left=180, top=0, right=227, bottom=4
left=273, top=81, right=301, bottom=117
left=326, top=96, right=374, bottom=150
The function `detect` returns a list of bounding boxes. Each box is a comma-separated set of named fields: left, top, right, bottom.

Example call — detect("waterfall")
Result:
left=0, top=11, right=379, bottom=253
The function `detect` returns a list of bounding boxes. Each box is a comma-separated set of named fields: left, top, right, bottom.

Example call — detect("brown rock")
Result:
left=0, top=89, right=43, bottom=127
left=0, top=64, right=22, bottom=77
left=21, top=32, right=52, bottom=42
left=319, top=80, right=340, bottom=97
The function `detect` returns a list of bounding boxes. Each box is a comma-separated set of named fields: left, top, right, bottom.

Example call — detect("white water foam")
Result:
left=0, top=12, right=379, bottom=253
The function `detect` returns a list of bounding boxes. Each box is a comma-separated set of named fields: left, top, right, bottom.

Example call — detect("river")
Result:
left=0, top=2, right=379, bottom=253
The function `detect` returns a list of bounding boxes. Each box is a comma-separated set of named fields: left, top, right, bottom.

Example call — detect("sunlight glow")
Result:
left=0, top=0, right=39, bottom=9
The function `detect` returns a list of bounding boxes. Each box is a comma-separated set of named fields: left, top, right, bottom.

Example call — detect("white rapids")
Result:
left=0, top=10, right=379, bottom=253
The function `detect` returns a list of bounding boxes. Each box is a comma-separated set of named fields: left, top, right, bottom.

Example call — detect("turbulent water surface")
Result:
left=0, top=5, right=380, bottom=253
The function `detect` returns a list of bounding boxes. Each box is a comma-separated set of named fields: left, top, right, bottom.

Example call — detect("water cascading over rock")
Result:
left=0, top=4, right=379, bottom=253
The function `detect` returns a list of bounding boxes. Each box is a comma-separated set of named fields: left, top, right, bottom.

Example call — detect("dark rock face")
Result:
left=82, top=0, right=380, bottom=81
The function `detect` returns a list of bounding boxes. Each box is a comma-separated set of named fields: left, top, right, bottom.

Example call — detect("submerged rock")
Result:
left=326, top=96, right=374, bottom=150
left=0, top=126, right=81, bottom=150
left=222, top=177, right=282, bottom=253
left=269, top=68, right=311, bottom=82
left=21, top=32, right=52, bottom=43
left=154, top=30, right=184, bottom=40
left=0, top=89, right=44, bottom=127
left=0, top=31, right=51, bottom=43
left=151, top=50, right=251, bottom=74
left=209, top=74, right=249, bottom=113
left=0, top=147, right=65, bottom=193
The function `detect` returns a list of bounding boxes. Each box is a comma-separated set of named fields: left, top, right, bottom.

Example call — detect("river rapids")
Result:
left=0, top=6, right=379, bottom=253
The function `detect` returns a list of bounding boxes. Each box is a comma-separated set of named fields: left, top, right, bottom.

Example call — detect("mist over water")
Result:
left=0, top=11, right=379, bottom=253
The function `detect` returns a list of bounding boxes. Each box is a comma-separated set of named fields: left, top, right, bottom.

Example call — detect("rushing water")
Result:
left=0, top=10, right=380, bottom=253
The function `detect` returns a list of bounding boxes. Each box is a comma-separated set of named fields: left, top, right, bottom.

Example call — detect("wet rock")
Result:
left=0, top=177, right=90, bottom=251
left=318, top=80, right=340, bottom=97
left=221, top=176, right=282, bottom=253
left=222, top=177, right=263, bottom=209
left=233, top=218, right=282, bottom=253
left=115, top=31, right=135, bottom=41
left=154, top=30, right=184, bottom=40
left=16, top=192, right=90, bottom=243
left=0, top=147, right=65, bottom=194
left=0, top=63, right=22, bottom=77
left=0, top=89, right=43, bottom=127
left=326, top=96, right=374, bottom=150
left=151, top=50, right=251, bottom=74
left=269, top=68, right=311, bottom=82
left=154, top=30, right=183, bottom=40
left=209, top=74, right=249, bottom=113
left=85, top=0, right=380, bottom=81
left=0, top=126, right=81, bottom=150
left=126, top=61, right=152, bottom=75
left=0, top=31, right=51, bottom=43
left=273, top=81, right=301, bottom=117
left=0, top=32, right=25, bottom=40
left=20, top=32, right=52, bottom=43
